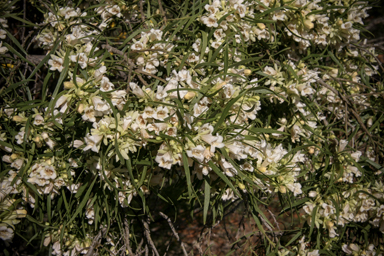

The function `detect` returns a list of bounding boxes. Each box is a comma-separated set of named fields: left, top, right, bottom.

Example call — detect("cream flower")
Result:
left=187, top=145, right=206, bottom=162
left=33, top=114, right=44, bottom=126
left=40, top=165, right=57, bottom=180
left=83, top=134, right=103, bottom=153
left=143, top=106, right=155, bottom=119
left=201, top=15, right=218, bottom=27
left=92, top=96, right=110, bottom=113
left=0, top=225, right=13, bottom=241
left=100, top=77, right=114, bottom=91
left=70, top=53, right=88, bottom=69
left=82, top=106, right=96, bottom=122
left=155, top=106, right=169, bottom=121
left=201, top=134, right=224, bottom=153
left=48, top=55, right=64, bottom=72
left=0, top=29, right=6, bottom=39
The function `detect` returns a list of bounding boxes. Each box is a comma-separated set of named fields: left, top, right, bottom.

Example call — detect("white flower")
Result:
left=187, top=145, right=206, bottom=162
left=193, top=103, right=208, bottom=117
left=100, top=77, right=114, bottom=91
left=143, top=106, right=155, bottom=119
left=15, top=130, right=25, bottom=144
left=272, top=10, right=286, bottom=21
left=111, top=90, right=127, bottom=110
left=131, top=41, right=144, bottom=51
left=107, top=5, right=122, bottom=17
left=94, top=66, right=107, bottom=81
left=213, top=29, right=224, bottom=40
left=0, top=41, right=8, bottom=54
left=40, top=165, right=57, bottom=180
left=235, top=4, right=246, bottom=18
left=82, top=106, right=96, bottom=122
left=286, top=183, right=302, bottom=196
left=55, top=95, right=70, bottom=113
left=155, top=106, right=169, bottom=121
left=219, top=159, right=237, bottom=177
left=33, top=115, right=44, bottom=125
left=222, top=188, right=237, bottom=201
left=70, top=53, right=88, bottom=69
left=92, top=96, right=110, bottom=113
left=201, top=15, right=218, bottom=27
left=58, top=7, right=79, bottom=19
left=307, top=250, right=320, bottom=256
left=155, top=151, right=174, bottom=169
left=146, top=29, right=163, bottom=42
left=321, top=203, right=335, bottom=217
left=204, top=4, right=218, bottom=15
left=130, top=82, right=145, bottom=98
left=83, top=134, right=103, bottom=153
left=0, top=29, right=6, bottom=39
left=241, top=162, right=254, bottom=172
left=0, top=225, right=14, bottom=241
left=201, top=134, right=225, bottom=153
left=48, top=55, right=64, bottom=72
left=10, top=159, right=24, bottom=170
left=86, top=206, right=95, bottom=224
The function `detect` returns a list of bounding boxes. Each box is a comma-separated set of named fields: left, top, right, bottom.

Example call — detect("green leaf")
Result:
left=203, top=178, right=210, bottom=225
left=182, top=152, right=193, bottom=200
left=208, top=160, right=240, bottom=198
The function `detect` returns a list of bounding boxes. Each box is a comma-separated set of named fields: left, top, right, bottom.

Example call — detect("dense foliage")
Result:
left=0, top=0, right=383, bottom=255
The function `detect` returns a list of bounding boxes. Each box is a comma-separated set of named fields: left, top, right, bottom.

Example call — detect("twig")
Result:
left=157, top=0, right=167, bottom=25
left=85, top=228, right=107, bottom=256
left=266, top=209, right=281, bottom=232
left=316, top=79, right=383, bottom=147
left=365, top=17, right=384, bottom=30
left=124, top=219, right=134, bottom=256
left=135, top=69, right=166, bottom=83
left=139, top=0, right=147, bottom=28
left=331, top=77, right=370, bottom=90
left=142, top=218, right=160, bottom=256
left=101, top=44, right=134, bottom=66
left=21, top=0, right=26, bottom=43
left=347, top=92, right=384, bottom=98
left=137, top=73, right=149, bottom=86
left=159, top=212, right=188, bottom=256
left=356, top=44, right=384, bottom=72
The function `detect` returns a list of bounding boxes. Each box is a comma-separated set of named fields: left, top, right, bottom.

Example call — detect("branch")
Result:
left=316, top=79, right=383, bottom=147
left=85, top=228, right=107, bottom=256
left=124, top=219, right=134, bottom=256
left=135, top=69, right=167, bottom=83
left=159, top=212, right=188, bottom=256
left=141, top=218, right=160, bottom=256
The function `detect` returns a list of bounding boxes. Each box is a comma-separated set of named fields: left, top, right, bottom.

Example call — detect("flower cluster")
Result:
left=0, top=0, right=383, bottom=254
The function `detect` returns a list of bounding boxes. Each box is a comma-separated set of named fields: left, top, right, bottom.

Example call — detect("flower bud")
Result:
left=238, top=183, right=245, bottom=190
left=279, top=186, right=287, bottom=193
left=184, top=91, right=196, bottom=100
left=304, top=20, right=314, bottom=29
left=367, top=118, right=373, bottom=127
left=64, top=81, right=75, bottom=89
left=77, top=103, right=84, bottom=113
left=244, top=69, right=252, bottom=76
left=13, top=116, right=26, bottom=123
left=257, top=23, right=265, bottom=29
left=258, top=166, right=266, bottom=173
left=325, top=221, right=334, bottom=229
left=309, top=147, right=315, bottom=154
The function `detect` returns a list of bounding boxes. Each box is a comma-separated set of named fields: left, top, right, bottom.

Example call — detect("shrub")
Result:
left=0, top=0, right=383, bottom=255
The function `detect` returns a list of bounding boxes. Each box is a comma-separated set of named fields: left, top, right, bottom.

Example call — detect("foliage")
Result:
left=0, top=0, right=383, bottom=255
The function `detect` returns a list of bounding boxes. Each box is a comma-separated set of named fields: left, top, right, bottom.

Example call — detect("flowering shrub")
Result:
left=0, top=0, right=383, bottom=255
